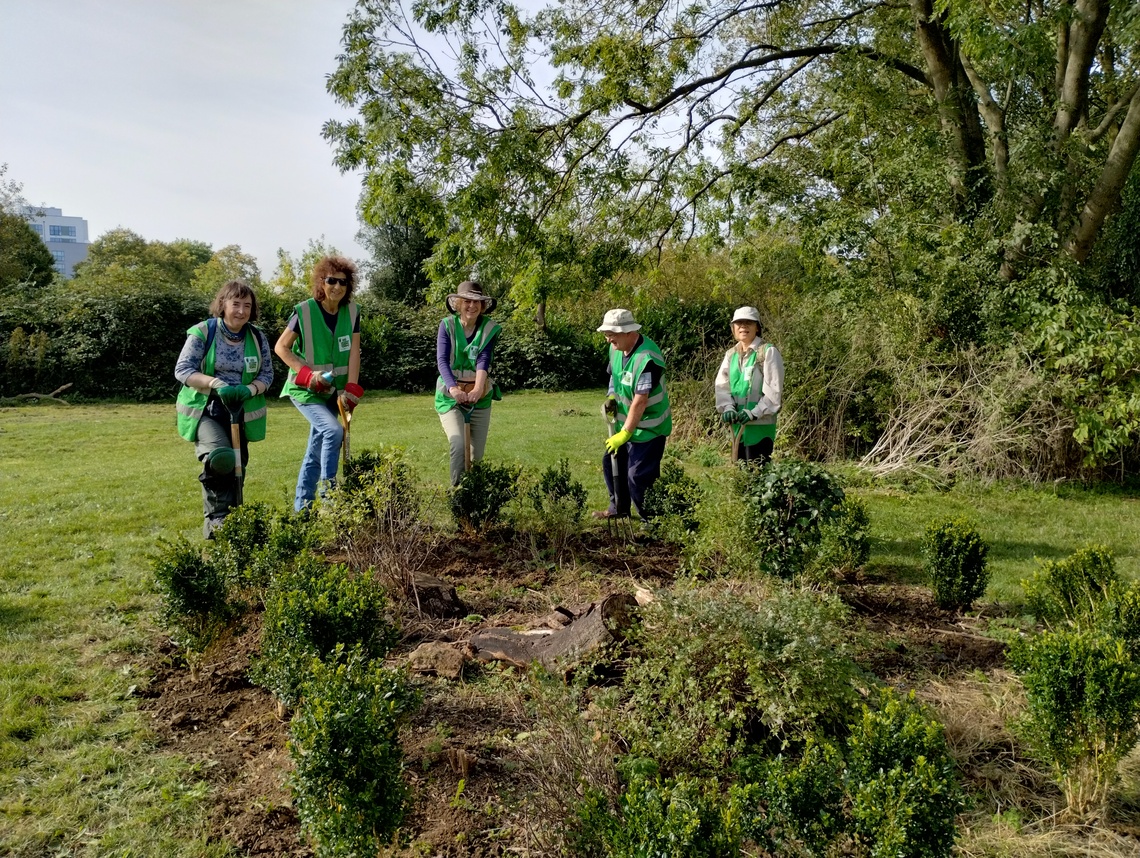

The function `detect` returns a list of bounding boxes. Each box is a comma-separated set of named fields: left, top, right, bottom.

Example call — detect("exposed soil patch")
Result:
left=839, top=581, right=1008, bottom=679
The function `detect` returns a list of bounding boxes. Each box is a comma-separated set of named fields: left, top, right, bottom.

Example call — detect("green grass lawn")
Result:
left=2, top=394, right=1140, bottom=854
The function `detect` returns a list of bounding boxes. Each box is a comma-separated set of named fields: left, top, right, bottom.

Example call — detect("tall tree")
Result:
left=189, top=245, right=262, bottom=297
left=324, top=0, right=1140, bottom=307
left=0, top=212, right=55, bottom=295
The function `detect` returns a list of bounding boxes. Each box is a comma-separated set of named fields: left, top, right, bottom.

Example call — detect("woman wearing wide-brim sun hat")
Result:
left=714, top=305, right=784, bottom=465
left=434, top=281, right=502, bottom=485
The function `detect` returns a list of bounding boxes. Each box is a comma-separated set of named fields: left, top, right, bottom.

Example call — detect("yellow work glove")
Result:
left=604, top=428, right=632, bottom=454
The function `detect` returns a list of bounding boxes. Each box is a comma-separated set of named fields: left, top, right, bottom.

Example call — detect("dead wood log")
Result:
left=468, top=593, right=638, bottom=671
left=1, top=383, right=73, bottom=405
left=405, top=572, right=467, bottom=619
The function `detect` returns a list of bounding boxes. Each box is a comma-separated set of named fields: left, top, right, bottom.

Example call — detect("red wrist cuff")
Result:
left=345, top=382, right=364, bottom=398
left=295, top=366, right=313, bottom=386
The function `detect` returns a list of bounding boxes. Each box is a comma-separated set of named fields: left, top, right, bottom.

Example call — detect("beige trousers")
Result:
left=439, top=405, right=492, bottom=485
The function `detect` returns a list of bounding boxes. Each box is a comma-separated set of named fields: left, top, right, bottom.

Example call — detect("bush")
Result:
left=642, top=459, right=703, bottom=533
left=519, top=458, right=588, bottom=554
left=325, top=446, right=420, bottom=541
left=450, top=460, right=520, bottom=531
left=252, top=554, right=399, bottom=707
left=620, top=589, right=861, bottom=773
left=213, top=504, right=320, bottom=598
left=740, top=737, right=847, bottom=857
left=289, top=645, right=419, bottom=856
left=570, top=761, right=743, bottom=858
left=152, top=537, right=234, bottom=676
left=922, top=517, right=990, bottom=611
left=1009, top=625, right=1140, bottom=818
left=738, top=458, right=846, bottom=578
left=1021, top=544, right=1117, bottom=627
left=807, top=494, right=871, bottom=581
left=845, top=691, right=963, bottom=858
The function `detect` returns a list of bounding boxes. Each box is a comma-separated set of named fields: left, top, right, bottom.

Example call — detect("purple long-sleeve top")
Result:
left=436, top=317, right=496, bottom=389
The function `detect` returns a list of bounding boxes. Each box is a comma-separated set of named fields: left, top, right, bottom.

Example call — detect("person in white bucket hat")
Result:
left=593, top=308, right=672, bottom=520
left=714, top=306, right=783, bottom=464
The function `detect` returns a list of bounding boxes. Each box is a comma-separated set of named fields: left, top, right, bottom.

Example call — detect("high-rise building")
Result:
left=24, top=206, right=89, bottom=278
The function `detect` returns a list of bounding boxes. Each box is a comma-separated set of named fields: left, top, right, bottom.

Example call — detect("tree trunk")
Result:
left=467, top=593, right=637, bottom=671
left=1066, top=87, right=1140, bottom=263
left=535, top=300, right=546, bottom=330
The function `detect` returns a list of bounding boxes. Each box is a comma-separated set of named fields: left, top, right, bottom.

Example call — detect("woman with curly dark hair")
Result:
left=274, top=255, right=364, bottom=510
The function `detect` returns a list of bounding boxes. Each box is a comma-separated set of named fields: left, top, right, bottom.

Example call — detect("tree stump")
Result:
left=405, top=572, right=467, bottom=618
left=467, top=593, right=638, bottom=671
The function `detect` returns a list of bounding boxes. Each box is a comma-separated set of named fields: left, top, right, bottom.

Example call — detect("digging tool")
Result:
left=461, top=403, right=474, bottom=473
left=600, top=403, right=635, bottom=540
left=225, top=403, right=244, bottom=506
left=731, top=419, right=742, bottom=464
left=337, top=395, right=352, bottom=476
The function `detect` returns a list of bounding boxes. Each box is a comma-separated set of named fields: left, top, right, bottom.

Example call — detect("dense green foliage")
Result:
left=289, top=645, right=418, bottom=856
left=0, top=212, right=54, bottom=295
left=151, top=537, right=234, bottom=665
left=1022, top=545, right=1119, bottom=627
left=738, top=458, right=846, bottom=578
left=642, top=459, right=703, bottom=532
left=620, top=589, right=862, bottom=773
left=253, top=555, right=399, bottom=707
left=922, top=518, right=991, bottom=611
left=449, top=460, right=521, bottom=531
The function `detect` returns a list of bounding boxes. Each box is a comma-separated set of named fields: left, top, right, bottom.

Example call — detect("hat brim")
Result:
left=596, top=323, right=642, bottom=333
left=447, top=294, right=498, bottom=314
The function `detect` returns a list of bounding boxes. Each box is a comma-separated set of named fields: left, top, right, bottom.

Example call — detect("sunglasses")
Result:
left=324, top=276, right=348, bottom=287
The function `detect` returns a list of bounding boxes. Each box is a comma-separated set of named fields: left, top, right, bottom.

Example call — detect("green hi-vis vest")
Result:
left=610, top=335, right=672, bottom=442
left=176, top=321, right=268, bottom=442
left=280, top=299, right=359, bottom=404
left=434, top=315, right=502, bottom=414
left=729, top=343, right=777, bottom=446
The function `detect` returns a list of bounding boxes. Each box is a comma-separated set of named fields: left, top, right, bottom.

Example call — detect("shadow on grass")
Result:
left=0, top=598, right=44, bottom=632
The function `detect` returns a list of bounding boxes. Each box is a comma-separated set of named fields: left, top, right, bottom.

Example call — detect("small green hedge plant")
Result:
left=152, top=537, right=234, bottom=678
left=252, top=554, right=399, bottom=707
left=807, top=494, right=871, bottom=582
left=738, top=458, right=845, bottom=578
left=846, top=690, right=963, bottom=858
left=521, top=458, right=588, bottom=553
left=1010, top=624, right=1140, bottom=818
left=450, top=460, right=520, bottom=531
left=1021, top=544, right=1117, bottom=626
left=212, top=503, right=319, bottom=598
left=922, top=517, right=990, bottom=611
left=570, top=759, right=744, bottom=858
left=327, top=446, right=420, bottom=534
left=642, top=459, right=703, bottom=534
left=289, top=645, right=419, bottom=856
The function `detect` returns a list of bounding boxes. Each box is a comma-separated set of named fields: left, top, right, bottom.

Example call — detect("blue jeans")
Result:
left=291, top=398, right=343, bottom=510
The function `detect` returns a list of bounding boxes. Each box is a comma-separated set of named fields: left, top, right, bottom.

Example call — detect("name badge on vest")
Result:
left=244, top=355, right=259, bottom=374
left=466, top=341, right=481, bottom=361
left=338, top=335, right=351, bottom=352
left=620, top=370, right=634, bottom=387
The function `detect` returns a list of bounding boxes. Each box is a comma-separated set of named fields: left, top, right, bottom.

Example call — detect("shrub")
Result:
left=213, top=504, right=320, bottom=598
left=324, top=446, right=420, bottom=544
left=922, top=517, right=990, bottom=611
left=738, top=458, right=846, bottom=578
left=1009, top=625, right=1140, bottom=818
left=807, top=494, right=871, bottom=582
left=252, top=554, right=399, bottom=707
left=450, top=460, right=520, bottom=531
left=569, top=761, right=743, bottom=858
left=740, top=737, right=846, bottom=857
left=1021, top=544, right=1117, bottom=627
left=846, top=690, right=963, bottom=858
left=521, top=458, right=588, bottom=554
left=620, top=589, right=861, bottom=773
left=289, top=645, right=419, bottom=856
left=151, top=537, right=235, bottom=678
left=642, top=459, right=703, bottom=533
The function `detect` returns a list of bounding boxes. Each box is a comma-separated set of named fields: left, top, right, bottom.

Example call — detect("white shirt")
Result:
left=714, top=338, right=784, bottom=420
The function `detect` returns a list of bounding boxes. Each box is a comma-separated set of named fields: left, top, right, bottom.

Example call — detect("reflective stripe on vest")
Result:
left=609, top=335, right=672, bottom=441
left=282, top=299, right=358, bottom=403
left=435, top=315, right=501, bottom=414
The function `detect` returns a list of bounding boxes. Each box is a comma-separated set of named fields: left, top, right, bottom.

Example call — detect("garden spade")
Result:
left=225, top=403, right=244, bottom=506
left=337, top=395, right=352, bottom=476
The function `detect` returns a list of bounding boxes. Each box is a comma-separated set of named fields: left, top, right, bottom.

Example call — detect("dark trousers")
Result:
left=195, top=400, right=248, bottom=537
left=602, top=434, right=667, bottom=519
left=736, top=436, right=773, bottom=465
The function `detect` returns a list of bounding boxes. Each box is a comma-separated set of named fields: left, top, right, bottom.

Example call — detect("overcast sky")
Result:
left=0, top=0, right=370, bottom=277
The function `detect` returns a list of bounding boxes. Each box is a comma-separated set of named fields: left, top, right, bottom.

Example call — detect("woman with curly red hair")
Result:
left=274, top=255, right=364, bottom=510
